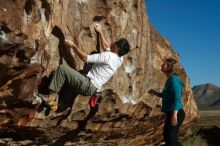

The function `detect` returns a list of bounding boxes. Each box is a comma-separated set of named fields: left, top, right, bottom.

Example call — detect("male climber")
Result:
left=35, top=24, right=130, bottom=110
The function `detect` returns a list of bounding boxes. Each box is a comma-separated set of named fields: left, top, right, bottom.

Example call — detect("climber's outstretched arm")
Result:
left=94, top=23, right=110, bottom=51
left=65, top=40, right=88, bottom=62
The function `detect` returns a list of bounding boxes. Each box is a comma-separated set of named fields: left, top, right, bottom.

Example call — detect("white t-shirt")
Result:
left=86, top=49, right=123, bottom=92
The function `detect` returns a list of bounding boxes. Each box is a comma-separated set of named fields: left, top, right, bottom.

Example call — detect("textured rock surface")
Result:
left=0, top=0, right=198, bottom=145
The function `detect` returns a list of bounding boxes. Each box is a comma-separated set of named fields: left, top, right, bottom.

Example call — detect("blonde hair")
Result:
left=165, top=58, right=181, bottom=76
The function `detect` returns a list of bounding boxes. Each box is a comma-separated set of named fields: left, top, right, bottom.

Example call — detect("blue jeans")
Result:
left=164, top=109, right=185, bottom=146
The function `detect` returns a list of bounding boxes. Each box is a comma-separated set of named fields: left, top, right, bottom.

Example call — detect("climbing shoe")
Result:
left=33, top=93, right=58, bottom=111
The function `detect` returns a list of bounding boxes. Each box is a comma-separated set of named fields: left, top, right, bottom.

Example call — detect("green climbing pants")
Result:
left=48, top=64, right=97, bottom=96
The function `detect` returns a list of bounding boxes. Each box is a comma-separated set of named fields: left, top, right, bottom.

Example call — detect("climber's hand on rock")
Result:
left=94, top=23, right=102, bottom=33
left=65, top=40, right=77, bottom=48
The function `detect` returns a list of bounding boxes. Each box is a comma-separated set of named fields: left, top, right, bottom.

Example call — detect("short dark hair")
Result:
left=116, top=38, right=130, bottom=57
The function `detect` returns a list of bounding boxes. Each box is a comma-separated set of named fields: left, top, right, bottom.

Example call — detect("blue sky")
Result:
left=146, top=0, right=220, bottom=87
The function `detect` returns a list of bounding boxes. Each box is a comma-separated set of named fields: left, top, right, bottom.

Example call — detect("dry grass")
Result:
left=182, top=133, right=208, bottom=146
left=181, top=108, right=220, bottom=146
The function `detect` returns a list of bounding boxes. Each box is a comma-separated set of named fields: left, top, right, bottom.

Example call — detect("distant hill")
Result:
left=193, top=83, right=220, bottom=109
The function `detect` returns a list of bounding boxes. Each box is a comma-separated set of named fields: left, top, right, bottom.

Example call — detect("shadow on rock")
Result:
left=51, top=101, right=101, bottom=146
left=198, top=125, right=220, bottom=146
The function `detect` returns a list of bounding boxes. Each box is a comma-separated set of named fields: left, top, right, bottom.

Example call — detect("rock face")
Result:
left=193, top=83, right=220, bottom=109
left=0, top=0, right=198, bottom=145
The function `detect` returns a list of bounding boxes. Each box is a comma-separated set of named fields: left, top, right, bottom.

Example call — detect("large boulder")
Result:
left=0, top=0, right=198, bottom=145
